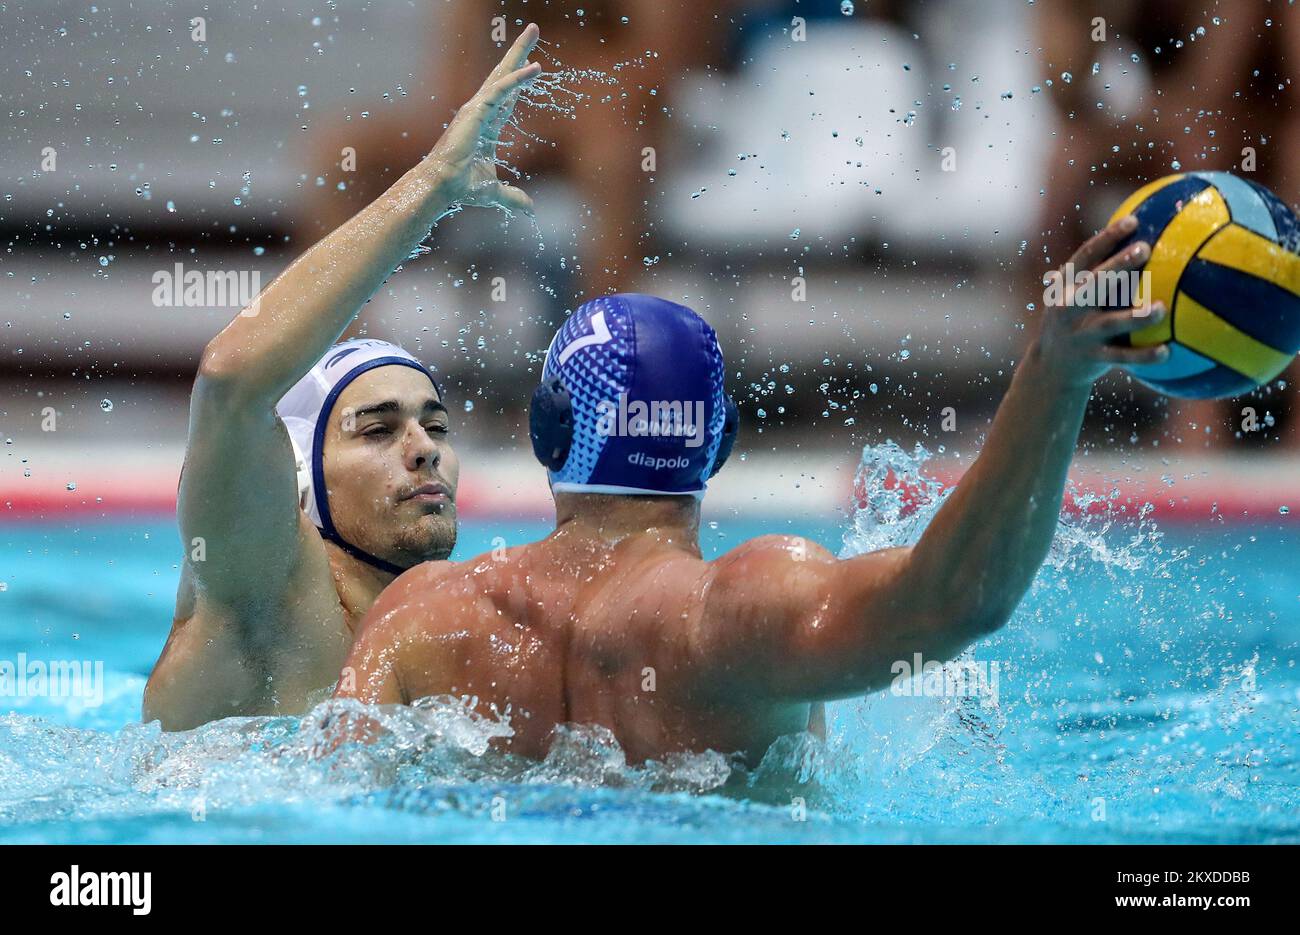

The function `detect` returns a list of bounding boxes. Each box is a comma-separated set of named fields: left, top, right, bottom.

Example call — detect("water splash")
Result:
left=840, top=439, right=948, bottom=554
left=406, top=42, right=639, bottom=260
left=1, top=444, right=1293, bottom=842
left=804, top=442, right=1294, bottom=836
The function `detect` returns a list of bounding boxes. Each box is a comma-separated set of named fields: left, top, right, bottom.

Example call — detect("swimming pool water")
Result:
left=1, top=497, right=1297, bottom=844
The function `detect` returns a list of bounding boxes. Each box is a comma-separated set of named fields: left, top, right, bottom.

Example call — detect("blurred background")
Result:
left=1, top=0, right=1296, bottom=523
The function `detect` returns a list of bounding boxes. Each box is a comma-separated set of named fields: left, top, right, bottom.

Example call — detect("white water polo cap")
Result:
left=275, top=338, right=442, bottom=574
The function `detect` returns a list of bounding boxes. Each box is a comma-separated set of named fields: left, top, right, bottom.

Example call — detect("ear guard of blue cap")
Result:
left=528, top=377, right=740, bottom=479
left=712, top=396, right=740, bottom=477
left=529, top=376, right=574, bottom=471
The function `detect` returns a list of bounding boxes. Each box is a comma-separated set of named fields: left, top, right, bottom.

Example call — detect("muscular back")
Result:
left=339, top=529, right=823, bottom=763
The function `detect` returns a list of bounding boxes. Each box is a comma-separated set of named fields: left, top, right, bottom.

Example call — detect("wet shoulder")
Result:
left=382, top=544, right=556, bottom=634
left=709, top=534, right=836, bottom=577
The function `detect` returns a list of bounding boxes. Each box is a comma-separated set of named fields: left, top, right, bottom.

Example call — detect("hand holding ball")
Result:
left=1107, top=171, right=1300, bottom=398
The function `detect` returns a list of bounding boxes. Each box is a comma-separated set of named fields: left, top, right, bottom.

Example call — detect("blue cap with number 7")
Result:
left=529, top=294, right=740, bottom=498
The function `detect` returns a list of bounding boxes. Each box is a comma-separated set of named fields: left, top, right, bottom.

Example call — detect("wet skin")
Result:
left=338, top=507, right=834, bottom=764
left=142, top=25, right=541, bottom=730
left=337, top=181, right=1169, bottom=765
left=146, top=366, right=457, bottom=729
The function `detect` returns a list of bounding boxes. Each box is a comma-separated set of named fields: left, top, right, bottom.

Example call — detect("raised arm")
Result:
left=178, top=26, right=541, bottom=603
left=703, top=216, right=1167, bottom=701
left=145, top=28, right=541, bottom=727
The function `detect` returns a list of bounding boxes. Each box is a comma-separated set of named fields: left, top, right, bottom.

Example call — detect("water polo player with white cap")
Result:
left=144, top=24, right=544, bottom=731
left=276, top=339, right=454, bottom=576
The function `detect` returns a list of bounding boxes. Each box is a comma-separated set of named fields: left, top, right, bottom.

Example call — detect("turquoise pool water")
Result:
left=2, top=466, right=1297, bottom=843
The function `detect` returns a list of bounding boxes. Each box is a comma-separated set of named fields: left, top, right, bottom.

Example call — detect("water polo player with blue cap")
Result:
left=145, top=24, right=544, bottom=731
left=343, top=212, right=1174, bottom=763
left=529, top=293, right=740, bottom=498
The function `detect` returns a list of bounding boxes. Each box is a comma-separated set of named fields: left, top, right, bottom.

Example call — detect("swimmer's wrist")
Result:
left=1022, top=341, right=1094, bottom=396
left=396, top=160, right=458, bottom=214
left=423, top=161, right=460, bottom=205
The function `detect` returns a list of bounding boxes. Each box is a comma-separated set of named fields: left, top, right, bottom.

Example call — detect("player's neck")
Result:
left=553, top=492, right=701, bottom=549
left=324, top=540, right=397, bottom=627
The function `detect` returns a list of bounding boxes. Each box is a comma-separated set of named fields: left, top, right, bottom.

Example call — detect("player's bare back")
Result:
left=340, top=524, right=816, bottom=763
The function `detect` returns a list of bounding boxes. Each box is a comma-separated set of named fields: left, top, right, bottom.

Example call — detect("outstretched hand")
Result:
left=427, top=23, right=541, bottom=214
left=1036, top=214, right=1171, bottom=387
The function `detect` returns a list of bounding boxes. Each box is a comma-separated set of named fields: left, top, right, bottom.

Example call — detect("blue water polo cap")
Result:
left=529, top=294, right=739, bottom=497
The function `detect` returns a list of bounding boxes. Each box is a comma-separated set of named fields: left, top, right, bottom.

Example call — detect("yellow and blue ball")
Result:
left=1108, top=171, right=1300, bottom=398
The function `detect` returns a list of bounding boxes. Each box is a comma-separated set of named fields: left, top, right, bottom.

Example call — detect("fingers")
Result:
left=432, top=25, right=540, bottom=213
left=1095, top=342, right=1171, bottom=367
left=474, top=63, right=542, bottom=148
left=1047, top=238, right=1151, bottom=312
left=1068, top=213, right=1139, bottom=271
left=1090, top=238, right=1149, bottom=279
left=481, top=62, right=543, bottom=112
left=464, top=25, right=541, bottom=130
left=487, top=23, right=540, bottom=84
left=468, top=180, right=535, bottom=216
left=489, top=182, right=535, bottom=216
left=1081, top=301, right=1167, bottom=340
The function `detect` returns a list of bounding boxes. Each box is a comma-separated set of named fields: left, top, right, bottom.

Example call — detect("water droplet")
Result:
left=100, top=399, right=113, bottom=412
